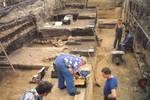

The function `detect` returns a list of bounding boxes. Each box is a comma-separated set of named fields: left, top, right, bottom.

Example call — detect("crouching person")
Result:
left=54, top=53, right=86, bottom=96
left=118, top=30, right=133, bottom=51
left=20, top=81, right=53, bottom=100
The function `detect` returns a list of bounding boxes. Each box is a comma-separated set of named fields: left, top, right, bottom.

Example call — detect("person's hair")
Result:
left=101, top=67, right=111, bottom=75
left=125, top=29, right=129, bottom=33
left=36, top=81, right=53, bottom=95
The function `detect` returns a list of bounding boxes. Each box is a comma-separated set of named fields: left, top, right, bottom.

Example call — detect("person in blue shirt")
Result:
left=101, top=67, right=118, bottom=100
left=54, top=53, right=87, bottom=96
left=119, top=30, right=133, bottom=51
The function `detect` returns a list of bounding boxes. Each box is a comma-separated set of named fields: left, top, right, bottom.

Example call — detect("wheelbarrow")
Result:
left=111, top=50, right=125, bottom=65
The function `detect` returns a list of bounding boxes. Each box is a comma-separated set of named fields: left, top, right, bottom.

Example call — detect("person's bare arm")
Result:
left=73, top=72, right=80, bottom=79
left=108, top=89, right=117, bottom=99
left=68, top=68, right=79, bottom=78
left=68, top=67, right=73, bottom=74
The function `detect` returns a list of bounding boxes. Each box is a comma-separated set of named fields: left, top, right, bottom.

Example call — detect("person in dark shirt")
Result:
left=101, top=67, right=118, bottom=100
left=114, top=19, right=125, bottom=49
left=119, top=30, right=133, bottom=51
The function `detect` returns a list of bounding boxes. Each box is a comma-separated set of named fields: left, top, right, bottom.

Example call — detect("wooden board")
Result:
left=85, top=72, right=94, bottom=100
left=83, top=64, right=93, bottom=100
left=68, top=36, right=95, bottom=42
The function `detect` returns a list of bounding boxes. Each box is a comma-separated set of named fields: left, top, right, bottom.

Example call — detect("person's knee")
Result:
left=67, top=87, right=76, bottom=94
left=65, top=79, right=75, bottom=93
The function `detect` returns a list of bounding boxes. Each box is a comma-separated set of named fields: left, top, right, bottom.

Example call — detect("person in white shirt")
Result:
left=20, top=81, right=53, bottom=100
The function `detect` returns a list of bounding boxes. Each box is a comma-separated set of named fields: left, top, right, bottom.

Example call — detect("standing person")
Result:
left=101, top=67, right=118, bottom=100
left=54, top=53, right=86, bottom=96
left=20, top=81, right=53, bottom=100
left=114, top=19, right=125, bottom=49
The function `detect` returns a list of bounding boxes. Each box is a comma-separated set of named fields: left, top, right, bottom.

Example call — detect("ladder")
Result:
left=0, top=42, right=15, bottom=71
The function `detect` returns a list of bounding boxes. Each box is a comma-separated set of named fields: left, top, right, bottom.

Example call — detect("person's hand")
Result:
left=74, top=74, right=80, bottom=79
left=68, top=68, right=80, bottom=78
left=68, top=68, right=73, bottom=74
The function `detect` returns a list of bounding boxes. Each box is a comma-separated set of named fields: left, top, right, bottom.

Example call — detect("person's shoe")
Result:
left=75, top=90, right=80, bottom=95
left=59, top=86, right=66, bottom=90
left=69, top=90, right=80, bottom=96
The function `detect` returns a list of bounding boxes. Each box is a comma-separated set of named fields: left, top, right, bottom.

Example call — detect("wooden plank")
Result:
left=84, top=72, right=93, bottom=100
left=68, top=36, right=95, bottom=42
left=66, top=41, right=81, bottom=45
left=82, top=64, right=93, bottom=100
left=74, top=64, right=93, bottom=100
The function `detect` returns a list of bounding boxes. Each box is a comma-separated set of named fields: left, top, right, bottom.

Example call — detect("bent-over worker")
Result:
left=54, top=53, right=86, bottom=96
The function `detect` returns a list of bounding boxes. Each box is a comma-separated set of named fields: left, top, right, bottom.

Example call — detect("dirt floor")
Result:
left=0, top=69, right=38, bottom=100
left=0, top=68, right=74, bottom=100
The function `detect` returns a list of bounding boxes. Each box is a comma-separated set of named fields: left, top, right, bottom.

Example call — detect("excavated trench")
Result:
left=0, top=0, right=149, bottom=100
left=0, top=1, right=97, bottom=99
